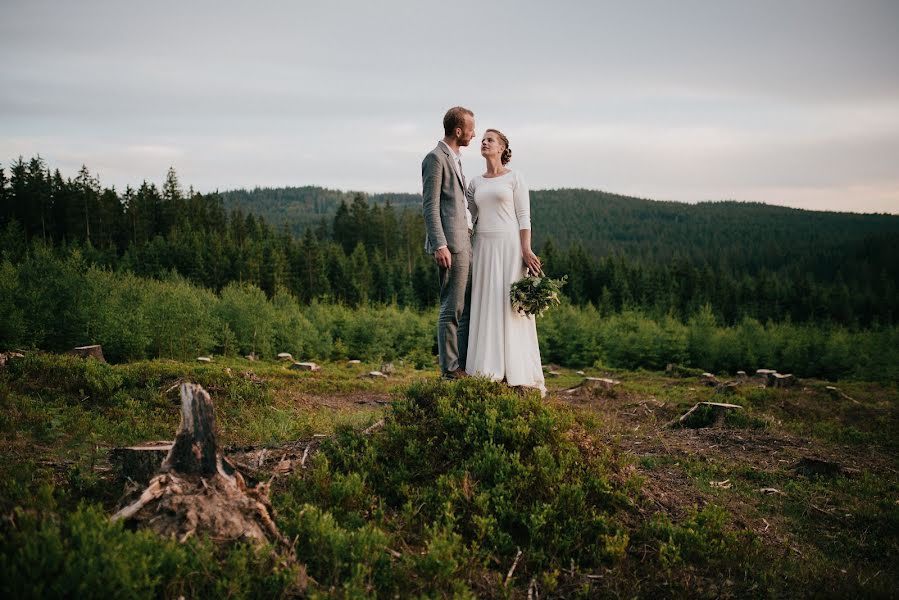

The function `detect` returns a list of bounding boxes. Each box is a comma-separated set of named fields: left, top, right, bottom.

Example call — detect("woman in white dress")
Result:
left=465, top=129, right=546, bottom=396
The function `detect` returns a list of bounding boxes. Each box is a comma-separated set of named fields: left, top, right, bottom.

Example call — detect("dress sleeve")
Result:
left=512, top=171, right=531, bottom=230
left=466, top=177, right=477, bottom=224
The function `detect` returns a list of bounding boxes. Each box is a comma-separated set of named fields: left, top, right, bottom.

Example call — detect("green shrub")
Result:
left=646, top=505, right=747, bottom=570
left=7, top=353, right=123, bottom=403
left=275, top=378, right=632, bottom=596
left=0, top=502, right=301, bottom=599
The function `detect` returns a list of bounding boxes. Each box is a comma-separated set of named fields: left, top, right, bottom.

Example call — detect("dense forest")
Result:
left=3, top=156, right=897, bottom=328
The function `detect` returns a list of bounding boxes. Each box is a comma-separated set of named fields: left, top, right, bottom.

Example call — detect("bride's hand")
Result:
left=522, top=248, right=542, bottom=274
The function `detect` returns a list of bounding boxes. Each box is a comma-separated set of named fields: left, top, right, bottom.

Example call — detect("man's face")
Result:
left=456, top=114, right=476, bottom=147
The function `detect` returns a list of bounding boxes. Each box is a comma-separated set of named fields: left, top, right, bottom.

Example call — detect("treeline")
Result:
left=2, top=249, right=896, bottom=381
left=2, top=156, right=898, bottom=327
left=0, top=157, right=440, bottom=308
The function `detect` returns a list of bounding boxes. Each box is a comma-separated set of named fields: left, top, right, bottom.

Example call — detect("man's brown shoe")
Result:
left=442, top=368, right=469, bottom=380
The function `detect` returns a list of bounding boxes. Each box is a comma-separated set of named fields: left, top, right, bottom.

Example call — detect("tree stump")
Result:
left=360, top=371, right=388, bottom=379
left=111, top=383, right=286, bottom=547
left=110, top=441, right=173, bottom=485
left=754, top=369, right=777, bottom=386
left=290, top=361, right=320, bottom=371
left=771, top=373, right=798, bottom=388
left=68, top=344, right=106, bottom=362
left=563, top=377, right=620, bottom=394
left=669, top=402, right=743, bottom=428
left=699, top=372, right=719, bottom=386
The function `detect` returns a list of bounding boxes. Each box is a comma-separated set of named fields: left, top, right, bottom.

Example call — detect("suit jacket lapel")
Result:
left=439, top=143, right=465, bottom=190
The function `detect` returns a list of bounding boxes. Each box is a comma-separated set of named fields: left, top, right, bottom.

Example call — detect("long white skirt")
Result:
left=465, top=230, right=546, bottom=395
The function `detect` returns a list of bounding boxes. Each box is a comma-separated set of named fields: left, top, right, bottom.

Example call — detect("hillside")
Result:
left=2, top=354, right=896, bottom=597
left=220, top=186, right=899, bottom=274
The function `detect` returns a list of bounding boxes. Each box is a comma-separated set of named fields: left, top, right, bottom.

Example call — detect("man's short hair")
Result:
left=443, top=106, right=474, bottom=136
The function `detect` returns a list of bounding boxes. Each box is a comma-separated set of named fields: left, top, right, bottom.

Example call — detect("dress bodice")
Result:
left=467, top=170, right=531, bottom=233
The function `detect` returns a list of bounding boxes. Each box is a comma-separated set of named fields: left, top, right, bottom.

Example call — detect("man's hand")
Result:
left=434, top=247, right=452, bottom=269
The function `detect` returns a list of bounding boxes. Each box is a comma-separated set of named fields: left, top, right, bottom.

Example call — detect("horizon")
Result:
left=3, top=1, right=898, bottom=215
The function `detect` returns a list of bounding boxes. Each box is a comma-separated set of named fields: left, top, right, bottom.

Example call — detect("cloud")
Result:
left=2, top=1, right=898, bottom=212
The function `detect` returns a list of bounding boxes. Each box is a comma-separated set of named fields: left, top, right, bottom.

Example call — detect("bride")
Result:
left=464, top=129, right=546, bottom=396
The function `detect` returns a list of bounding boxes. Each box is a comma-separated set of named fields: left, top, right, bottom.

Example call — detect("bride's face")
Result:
left=480, top=133, right=505, bottom=159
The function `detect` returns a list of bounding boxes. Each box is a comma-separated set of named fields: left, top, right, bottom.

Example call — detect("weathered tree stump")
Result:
left=111, top=383, right=286, bottom=547
left=699, top=372, right=719, bottom=386
left=290, top=361, right=320, bottom=371
left=794, top=457, right=842, bottom=478
left=771, top=373, right=798, bottom=388
left=563, top=377, right=620, bottom=394
left=360, top=370, right=388, bottom=379
left=68, top=344, right=106, bottom=362
left=753, top=369, right=777, bottom=386
left=714, top=381, right=740, bottom=395
left=669, top=402, right=743, bottom=428
left=110, top=441, right=173, bottom=485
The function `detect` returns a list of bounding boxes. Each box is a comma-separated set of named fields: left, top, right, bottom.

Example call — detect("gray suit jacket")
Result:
left=421, top=143, right=475, bottom=254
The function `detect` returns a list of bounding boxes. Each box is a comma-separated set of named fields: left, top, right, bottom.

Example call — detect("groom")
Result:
left=422, top=106, right=476, bottom=379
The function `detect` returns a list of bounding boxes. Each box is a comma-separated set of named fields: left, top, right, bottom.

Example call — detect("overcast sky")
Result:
left=2, top=0, right=898, bottom=213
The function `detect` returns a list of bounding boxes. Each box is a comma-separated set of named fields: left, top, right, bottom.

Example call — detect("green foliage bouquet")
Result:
left=510, top=268, right=567, bottom=317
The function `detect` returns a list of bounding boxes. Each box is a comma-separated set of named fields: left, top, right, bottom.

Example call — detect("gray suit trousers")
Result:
left=437, top=244, right=472, bottom=374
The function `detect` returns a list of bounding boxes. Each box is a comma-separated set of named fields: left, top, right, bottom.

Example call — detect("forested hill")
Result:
left=220, top=187, right=421, bottom=237
left=3, top=157, right=897, bottom=327
left=222, top=185, right=899, bottom=273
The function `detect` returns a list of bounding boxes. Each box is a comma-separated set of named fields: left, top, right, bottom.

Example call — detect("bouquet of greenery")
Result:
left=510, top=268, right=567, bottom=317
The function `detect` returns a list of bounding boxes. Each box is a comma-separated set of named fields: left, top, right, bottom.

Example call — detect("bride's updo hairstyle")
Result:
left=486, top=128, right=512, bottom=165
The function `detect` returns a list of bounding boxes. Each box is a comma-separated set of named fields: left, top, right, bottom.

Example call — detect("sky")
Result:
left=2, top=0, right=899, bottom=214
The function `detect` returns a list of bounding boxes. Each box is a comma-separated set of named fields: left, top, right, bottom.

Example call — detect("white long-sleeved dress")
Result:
left=465, top=170, right=546, bottom=395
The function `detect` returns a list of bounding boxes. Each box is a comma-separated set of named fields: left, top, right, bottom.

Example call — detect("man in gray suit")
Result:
left=422, top=106, right=476, bottom=379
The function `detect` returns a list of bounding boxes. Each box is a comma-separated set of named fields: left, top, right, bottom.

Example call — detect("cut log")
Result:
left=669, top=402, right=743, bottom=428
left=196, top=356, right=212, bottom=363
left=111, top=383, right=286, bottom=548
left=110, top=441, right=173, bottom=485
left=277, top=352, right=293, bottom=361
left=290, top=361, right=320, bottom=371
left=68, top=344, right=106, bottom=362
left=347, top=359, right=362, bottom=365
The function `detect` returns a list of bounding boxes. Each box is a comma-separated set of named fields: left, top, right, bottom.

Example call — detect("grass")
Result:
left=1, top=353, right=897, bottom=597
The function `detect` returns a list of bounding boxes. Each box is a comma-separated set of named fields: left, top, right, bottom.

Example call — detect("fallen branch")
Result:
left=505, top=547, right=523, bottom=586
left=668, top=402, right=743, bottom=428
